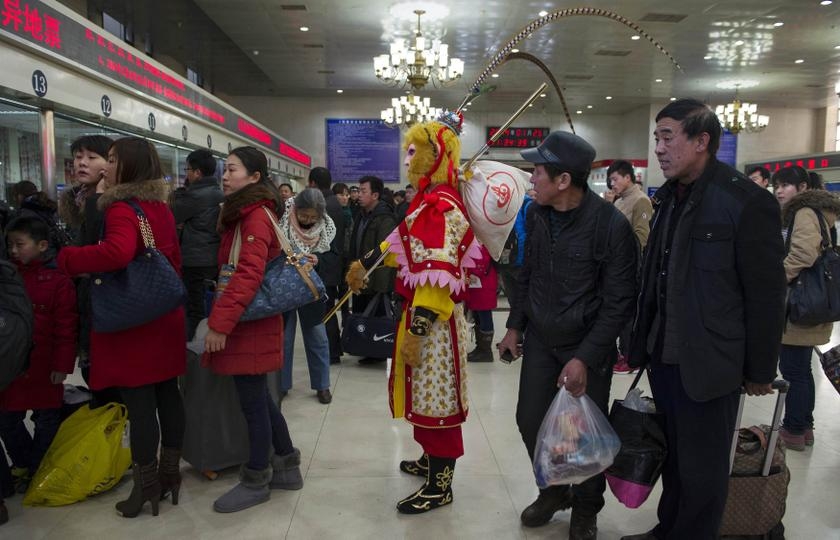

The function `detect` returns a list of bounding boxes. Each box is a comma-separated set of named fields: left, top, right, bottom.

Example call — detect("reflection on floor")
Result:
left=4, top=312, right=840, bottom=539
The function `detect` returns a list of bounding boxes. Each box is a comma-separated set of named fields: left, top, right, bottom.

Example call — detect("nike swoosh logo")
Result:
left=372, top=333, right=395, bottom=342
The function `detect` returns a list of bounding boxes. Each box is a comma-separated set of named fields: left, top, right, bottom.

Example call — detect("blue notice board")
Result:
left=718, top=130, right=738, bottom=167
left=326, top=119, right=401, bottom=183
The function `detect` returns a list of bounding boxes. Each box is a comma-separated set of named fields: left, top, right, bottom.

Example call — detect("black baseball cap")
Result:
left=521, top=131, right=596, bottom=173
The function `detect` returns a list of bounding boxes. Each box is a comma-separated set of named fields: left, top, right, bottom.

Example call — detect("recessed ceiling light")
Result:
left=774, top=21, right=784, bottom=27
left=539, top=93, right=547, bottom=98
left=631, top=35, right=641, bottom=40
left=670, top=97, right=677, bottom=101
left=655, top=78, right=663, bottom=83
left=491, top=73, right=500, bottom=78
left=587, top=105, right=593, bottom=109
left=300, top=26, right=309, bottom=32
left=576, top=110, right=583, bottom=114
left=511, top=48, right=520, bottom=53
left=821, top=0, right=832, bottom=5
left=336, top=89, right=343, bottom=93
left=605, top=96, right=613, bottom=100
left=527, top=104, right=533, bottom=108
left=734, top=40, right=745, bottom=46
left=795, top=58, right=805, bottom=63
left=704, top=54, right=713, bottom=60
left=252, top=50, right=259, bottom=55
left=538, top=10, right=548, bottom=17
left=835, top=45, right=840, bottom=49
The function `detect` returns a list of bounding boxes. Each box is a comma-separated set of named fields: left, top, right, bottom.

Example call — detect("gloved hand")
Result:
left=345, top=260, right=367, bottom=294
left=401, top=332, right=426, bottom=368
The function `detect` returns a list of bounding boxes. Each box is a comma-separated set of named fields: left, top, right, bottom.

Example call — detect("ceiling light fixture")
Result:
left=336, top=89, right=343, bottom=94
left=631, top=35, right=641, bottom=40
left=381, top=93, right=441, bottom=128
left=715, top=86, right=769, bottom=135
left=538, top=10, right=548, bottom=17
left=670, top=97, right=677, bottom=101
left=491, top=73, right=500, bottom=78
left=821, top=0, right=833, bottom=5
left=655, top=78, right=663, bottom=82
left=511, top=48, right=520, bottom=53
left=774, top=21, right=784, bottom=27
left=300, top=26, right=309, bottom=32
left=576, top=110, right=583, bottom=114
left=373, top=9, right=464, bottom=90
left=587, top=105, right=593, bottom=109
left=605, top=96, right=613, bottom=100
left=795, top=58, right=805, bottom=63
left=539, top=93, right=547, bottom=98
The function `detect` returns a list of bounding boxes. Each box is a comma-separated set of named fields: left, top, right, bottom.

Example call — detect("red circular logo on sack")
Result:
left=482, top=171, right=522, bottom=226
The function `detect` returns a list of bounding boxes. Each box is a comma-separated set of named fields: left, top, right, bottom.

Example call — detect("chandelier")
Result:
left=373, top=9, right=464, bottom=90
left=381, top=94, right=441, bottom=128
left=714, top=88, right=769, bottom=135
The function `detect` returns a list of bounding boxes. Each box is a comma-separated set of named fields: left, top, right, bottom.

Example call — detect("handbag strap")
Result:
left=125, top=200, right=156, bottom=249
left=628, top=366, right=648, bottom=391
left=785, top=206, right=832, bottom=254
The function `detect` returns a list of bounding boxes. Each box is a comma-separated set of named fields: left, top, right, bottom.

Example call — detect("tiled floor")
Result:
left=4, top=311, right=840, bottom=539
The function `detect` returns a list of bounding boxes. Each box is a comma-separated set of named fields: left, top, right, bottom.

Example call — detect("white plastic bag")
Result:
left=533, top=387, right=621, bottom=487
left=461, top=160, right=530, bottom=260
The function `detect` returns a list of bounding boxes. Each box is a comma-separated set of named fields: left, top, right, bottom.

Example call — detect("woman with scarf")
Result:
left=276, top=188, right=336, bottom=404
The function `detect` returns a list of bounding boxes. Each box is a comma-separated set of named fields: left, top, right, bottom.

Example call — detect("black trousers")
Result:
left=182, top=265, right=218, bottom=341
left=119, top=378, right=186, bottom=465
left=497, top=266, right=520, bottom=309
left=324, top=285, right=342, bottom=361
left=649, top=363, right=740, bottom=540
left=516, top=330, right=614, bottom=516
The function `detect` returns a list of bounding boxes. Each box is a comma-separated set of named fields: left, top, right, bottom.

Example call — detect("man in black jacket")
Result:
left=308, top=166, right=346, bottom=364
left=620, top=100, right=786, bottom=540
left=498, top=131, right=638, bottom=540
left=171, top=149, right=223, bottom=340
left=348, top=176, right=397, bottom=363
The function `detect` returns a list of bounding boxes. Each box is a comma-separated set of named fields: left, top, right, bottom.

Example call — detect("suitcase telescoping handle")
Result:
left=728, top=379, right=790, bottom=477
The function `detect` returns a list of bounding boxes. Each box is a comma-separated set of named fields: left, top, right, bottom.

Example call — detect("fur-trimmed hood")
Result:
left=782, top=189, right=840, bottom=227
left=218, top=181, right=280, bottom=232
left=97, top=178, right=170, bottom=211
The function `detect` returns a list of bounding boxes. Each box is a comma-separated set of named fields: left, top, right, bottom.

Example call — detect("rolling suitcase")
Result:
left=720, top=379, right=790, bottom=539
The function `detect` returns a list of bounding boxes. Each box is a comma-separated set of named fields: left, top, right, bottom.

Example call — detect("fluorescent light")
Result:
left=511, top=48, right=519, bottom=53
left=538, top=10, right=548, bottom=17
left=655, top=78, right=663, bottom=83
left=605, top=96, right=613, bottom=100
left=300, top=26, right=309, bottom=32
left=795, top=59, right=805, bottom=64
left=576, top=110, right=583, bottom=114
left=670, top=97, right=677, bottom=101
left=491, top=73, right=500, bottom=78
left=631, top=35, right=641, bottom=40
left=587, top=105, right=593, bottom=109
left=336, top=89, right=343, bottom=94
left=821, top=1, right=832, bottom=6
left=774, top=22, right=784, bottom=27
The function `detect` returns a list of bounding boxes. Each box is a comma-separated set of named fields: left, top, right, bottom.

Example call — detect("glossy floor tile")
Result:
left=3, top=312, right=839, bottom=539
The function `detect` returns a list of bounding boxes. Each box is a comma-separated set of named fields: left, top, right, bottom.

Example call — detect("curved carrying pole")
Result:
left=501, top=52, right=575, bottom=134
left=460, top=7, right=682, bottom=109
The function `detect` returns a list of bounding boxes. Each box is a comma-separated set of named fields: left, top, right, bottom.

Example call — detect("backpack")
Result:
left=0, top=259, right=33, bottom=391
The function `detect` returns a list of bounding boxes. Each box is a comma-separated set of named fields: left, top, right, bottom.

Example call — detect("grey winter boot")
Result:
left=270, top=448, right=303, bottom=490
left=212, top=465, right=272, bottom=513
left=467, top=330, right=494, bottom=362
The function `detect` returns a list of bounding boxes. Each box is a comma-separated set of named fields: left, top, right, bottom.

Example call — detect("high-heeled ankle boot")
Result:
left=159, top=447, right=182, bottom=504
left=396, top=455, right=455, bottom=514
left=116, top=461, right=161, bottom=518
left=399, top=453, right=428, bottom=477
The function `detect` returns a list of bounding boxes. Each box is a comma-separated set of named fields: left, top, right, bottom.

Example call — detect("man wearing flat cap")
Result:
left=498, top=131, right=639, bottom=540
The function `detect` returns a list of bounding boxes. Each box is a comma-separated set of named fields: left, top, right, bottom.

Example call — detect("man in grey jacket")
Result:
left=171, top=149, right=224, bottom=340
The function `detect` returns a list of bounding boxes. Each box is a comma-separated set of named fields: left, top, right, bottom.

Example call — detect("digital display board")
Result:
left=486, top=126, right=549, bottom=148
left=0, top=0, right=310, bottom=167
left=745, top=153, right=840, bottom=174
left=326, top=119, right=400, bottom=183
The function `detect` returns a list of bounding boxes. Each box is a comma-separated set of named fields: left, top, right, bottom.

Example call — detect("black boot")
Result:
left=115, top=461, right=161, bottom=518
left=520, top=485, right=573, bottom=527
left=399, top=453, right=428, bottom=477
left=468, top=330, right=494, bottom=362
left=397, top=456, right=455, bottom=514
left=569, top=508, right=598, bottom=540
left=158, top=447, right=182, bottom=505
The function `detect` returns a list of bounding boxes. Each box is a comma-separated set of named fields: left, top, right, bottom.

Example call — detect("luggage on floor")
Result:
left=181, top=319, right=249, bottom=473
left=719, top=380, right=790, bottom=539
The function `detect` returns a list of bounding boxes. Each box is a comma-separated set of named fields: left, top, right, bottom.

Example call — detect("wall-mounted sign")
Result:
left=0, top=0, right=311, bottom=167
left=717, top=130, right=738, bottom=167
left=147, top=112, right=156, bottom=131
left=100, top=94, right=112, bottom=117
left=486, top=126, right=549, bottom=148
left=745, top=152, right=840, bottom=174
left=326, top=119, right=400, bottom=183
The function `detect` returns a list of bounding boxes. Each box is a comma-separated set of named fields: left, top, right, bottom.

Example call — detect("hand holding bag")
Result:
left=786, top=208, right=840, bottom=325
left=221, top=206, right=326, bottom=322
left=341, top=292, right=397, bottom=358
left=605, top=369, right=667, bottom=508
left=91, top=200, right=186, bottom=333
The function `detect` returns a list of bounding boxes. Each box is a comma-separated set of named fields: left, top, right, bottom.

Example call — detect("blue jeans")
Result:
left=232, top=374, right=294, bottom=470
left=0, top=408, right=62, bottom=475
left=278, top=309, right=330, bottom=392
left=474, top=310, right=494, bottom=333
left=778, top=344, right=816, bottom=435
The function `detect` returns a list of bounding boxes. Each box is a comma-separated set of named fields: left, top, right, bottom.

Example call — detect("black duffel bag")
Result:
left=786, top=208, right=840, bottom=325
left=341, top=292, right=398, bottom=359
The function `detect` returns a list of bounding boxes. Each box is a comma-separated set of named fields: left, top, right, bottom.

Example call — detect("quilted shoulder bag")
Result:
left=220, top=206, right=325, bottom=322
left=91, top=200, right=187, bottom=333
left=786, top=207, right=840, bottom=325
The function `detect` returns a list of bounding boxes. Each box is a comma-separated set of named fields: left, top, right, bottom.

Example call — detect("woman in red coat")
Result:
left=465, top=244, right=498, bottom=362
left=57, top=138, right=186, bottom=518
left=203, top=146, right=302, bottom=514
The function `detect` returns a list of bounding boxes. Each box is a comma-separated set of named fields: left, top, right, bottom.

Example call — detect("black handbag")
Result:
left=219, top=207, right=325, bottom=322
left=786, top=208, right=840, bottom=325
left=341, top=292, right=398, bottom=358
left=91, top=201, right=187, bottom=333
left=605, top=369, right=667, bottom=509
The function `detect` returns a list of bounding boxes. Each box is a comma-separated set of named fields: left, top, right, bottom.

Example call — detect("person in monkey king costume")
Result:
left=346, top=111, right=482, bottom=514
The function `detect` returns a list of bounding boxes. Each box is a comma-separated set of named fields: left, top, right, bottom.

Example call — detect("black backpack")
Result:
left=0, top=259, right=33, bottom=391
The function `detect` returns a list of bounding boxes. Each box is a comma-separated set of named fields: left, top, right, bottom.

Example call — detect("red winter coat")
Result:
left=465, top=245, right=498, bottom=311
left=203, top=184, right=284, bottom=375
left=57, top=179, right=186, bottom=390
left=0, top=259, right=77, bottom=411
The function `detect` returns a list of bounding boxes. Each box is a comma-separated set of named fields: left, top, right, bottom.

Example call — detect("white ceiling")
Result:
left=88, top=1, right=840, bottom=117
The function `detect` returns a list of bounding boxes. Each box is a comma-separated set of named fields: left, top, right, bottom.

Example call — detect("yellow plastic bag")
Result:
left=23, top=403, right=131, bottom=506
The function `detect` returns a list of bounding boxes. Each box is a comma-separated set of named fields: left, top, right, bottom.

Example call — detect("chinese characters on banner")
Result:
left=1, top=0, right=62, bottom=49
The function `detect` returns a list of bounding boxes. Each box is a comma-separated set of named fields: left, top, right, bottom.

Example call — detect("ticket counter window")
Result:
left=0, top=102, right=42, bottom=204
